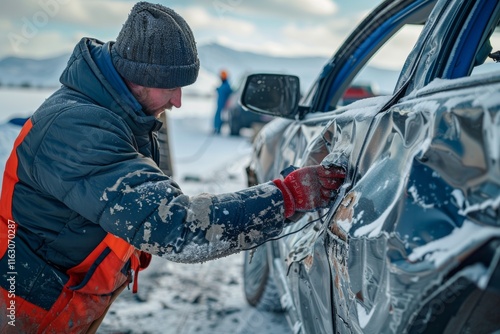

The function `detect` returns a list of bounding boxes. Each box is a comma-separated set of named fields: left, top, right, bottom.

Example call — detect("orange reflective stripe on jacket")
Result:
left=0, top=119, right=152, bottom=332
left=36, top=232, right=151, bottom=332
left=1, top=231, right=151, bottom=333
left=0, top=119, right=32, bottom=259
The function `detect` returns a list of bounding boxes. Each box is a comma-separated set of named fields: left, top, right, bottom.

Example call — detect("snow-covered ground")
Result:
left=0, top=88, right=290, bottom=334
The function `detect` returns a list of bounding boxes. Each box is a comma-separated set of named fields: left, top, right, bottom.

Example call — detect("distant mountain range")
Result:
left=0, top=43, right=400, bottom=95
left=0, top=53, right=69, bottom=88
left=197, top=43, right=330, bottom=90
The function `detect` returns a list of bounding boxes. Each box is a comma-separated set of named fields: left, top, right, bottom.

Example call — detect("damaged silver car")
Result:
left=242, top=0, right=500, bottom=333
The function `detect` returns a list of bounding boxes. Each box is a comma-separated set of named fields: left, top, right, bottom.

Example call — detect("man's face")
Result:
left=130, top=85, right=182, bottom=118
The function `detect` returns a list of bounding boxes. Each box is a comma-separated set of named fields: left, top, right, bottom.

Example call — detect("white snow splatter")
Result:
left=452, top=188, right=500, bottom=216
left=357, top=302, right=376, bottom=329
left=100, top=170, right=145, bottom=201
left=408, top=185, right=434, bottom=209
left=408, top=220, right=500, bottom=267
left=109, top=203, right=125, bottom=215
left=143, top=222, right=152, bottom=243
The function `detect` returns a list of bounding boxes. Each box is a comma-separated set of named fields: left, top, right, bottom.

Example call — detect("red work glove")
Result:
left=273, top=165, right=346, bottom=218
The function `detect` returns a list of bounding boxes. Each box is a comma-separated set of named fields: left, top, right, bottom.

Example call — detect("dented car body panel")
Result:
left=327, top=74, right=500, bottom=333
left=243, top=0, right=500, bottom=332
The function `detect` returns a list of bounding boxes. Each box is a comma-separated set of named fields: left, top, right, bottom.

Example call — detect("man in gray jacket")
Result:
left=0, top=2, right=345, bottom=332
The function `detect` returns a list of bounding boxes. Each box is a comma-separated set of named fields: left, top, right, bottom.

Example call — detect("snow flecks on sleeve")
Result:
left=237, top=229, right=264, bottom=249
left=100, top=170, right=145, bottom=202
left=157, top=197, right=173, bottom=223
left=186, top=194, right=213, bottom=232
left=100, top=177, right=287, bottom=263
left=143, top=222, right=152, bottom=243
left=139, top=241, right=165, bottom=255
left=110, top=203, right=125, bottom=215
left=154, top=182, right=287, bottom=263
left=205, top=224, right=225, bottom=243
left=165, top=240, right=233, bottom=264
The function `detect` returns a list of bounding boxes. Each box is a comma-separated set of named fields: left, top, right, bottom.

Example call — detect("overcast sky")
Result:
left=0, top=0, right=429, bottom=70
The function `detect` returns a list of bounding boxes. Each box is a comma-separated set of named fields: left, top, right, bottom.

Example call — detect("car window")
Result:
left=339, top=24, right=424, bottom=106
left=301, top=0, right=437, bottom=114
left=403, top=0, right=500, bottom=93
left=471, top=25, right=500, bottom=76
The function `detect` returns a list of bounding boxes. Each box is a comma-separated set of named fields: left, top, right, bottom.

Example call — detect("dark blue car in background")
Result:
left=241, top=0, right=500, bottom=333
left=223, top=75, right=274, bottom=136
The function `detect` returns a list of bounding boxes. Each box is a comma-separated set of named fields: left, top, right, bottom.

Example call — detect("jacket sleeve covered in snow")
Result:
left=31, top=105, right=286, bottom=263
left=101, top=178, right=286, bottom=263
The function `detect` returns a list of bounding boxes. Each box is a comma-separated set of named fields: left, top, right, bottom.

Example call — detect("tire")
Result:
left=243, top=246, right=283, bottom=312
left=408, top=240, right=500, bottom=334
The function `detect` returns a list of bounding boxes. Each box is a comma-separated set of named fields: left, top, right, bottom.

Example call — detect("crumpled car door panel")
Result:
left=274, top=97, right=392, bottom=333
left=328, top=73, right=500, bottom=333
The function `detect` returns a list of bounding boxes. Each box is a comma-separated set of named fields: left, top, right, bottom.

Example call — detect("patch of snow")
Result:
left=0, top=122, right=23, bottom=189
left=408, top=220, right=500, bottom=268
left=459, top=196, right=500, bottom=216
left=337, top=218, right=352, bottom=233
left=357, top=302, right=376, bottom=329
left=408, top=185, right=434, bottom=210
left=354, top=213, right=385, bottom=238
left=451, top=189, right=465, bottom=210
left=101, top=255, right=289, bottom=334
left=0, top=87, right=53, bottom=123
left=451, top=188, right=500, bottom=217
left=459, top=263, right=489, bottom=290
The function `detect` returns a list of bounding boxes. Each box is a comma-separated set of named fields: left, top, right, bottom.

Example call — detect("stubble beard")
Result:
left=135, top=88, right=170, bottom=118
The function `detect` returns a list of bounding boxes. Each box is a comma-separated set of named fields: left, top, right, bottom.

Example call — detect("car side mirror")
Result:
left=240, top=74, right=301, bottom=119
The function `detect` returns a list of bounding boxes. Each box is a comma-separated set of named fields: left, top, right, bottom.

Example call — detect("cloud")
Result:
left=369, top=25, right=423, bottom=70
left=1, top=0, right=131, bottom=29
left=4, top=30, right=75, bottom=58
left=0, top=0, right=132, bottom=58
left=281, top=23, right=347, bottom=56
left=287, top=0, right=338, bottom=16
left=55, top=1, right=132, bottom=28
left=191, top=0, right=342, bottom=57
left=0, top=20, right=13, bottom=31
left=0, top=0, right=382, bottom=62
left=0, top=2, right=40, bottom=19
left=212, top=0, right=338, bottom=19
left=178, top=5, right=260, bottom=53
left=179, top=6, right=255, bottom=36
left=177, top=4, right=343, bottom=57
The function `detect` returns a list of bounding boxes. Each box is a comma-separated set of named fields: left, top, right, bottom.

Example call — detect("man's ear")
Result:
left=124, top=78, right=140, bottom=90
left=124, top=79, right=147, bottom=98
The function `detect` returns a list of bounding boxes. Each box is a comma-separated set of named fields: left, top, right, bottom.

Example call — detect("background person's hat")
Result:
left=219, top=70, right=228, bottom=81
left=111, top=2, right=200, bottom=89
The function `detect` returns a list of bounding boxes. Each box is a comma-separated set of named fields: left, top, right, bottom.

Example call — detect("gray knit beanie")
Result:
left=111, top=2, right=200, bottom=88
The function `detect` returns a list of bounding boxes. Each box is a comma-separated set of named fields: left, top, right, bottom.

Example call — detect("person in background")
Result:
left=0, top=2, right=346, bottom=333
left=213, top=69, right=232, bottom=134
